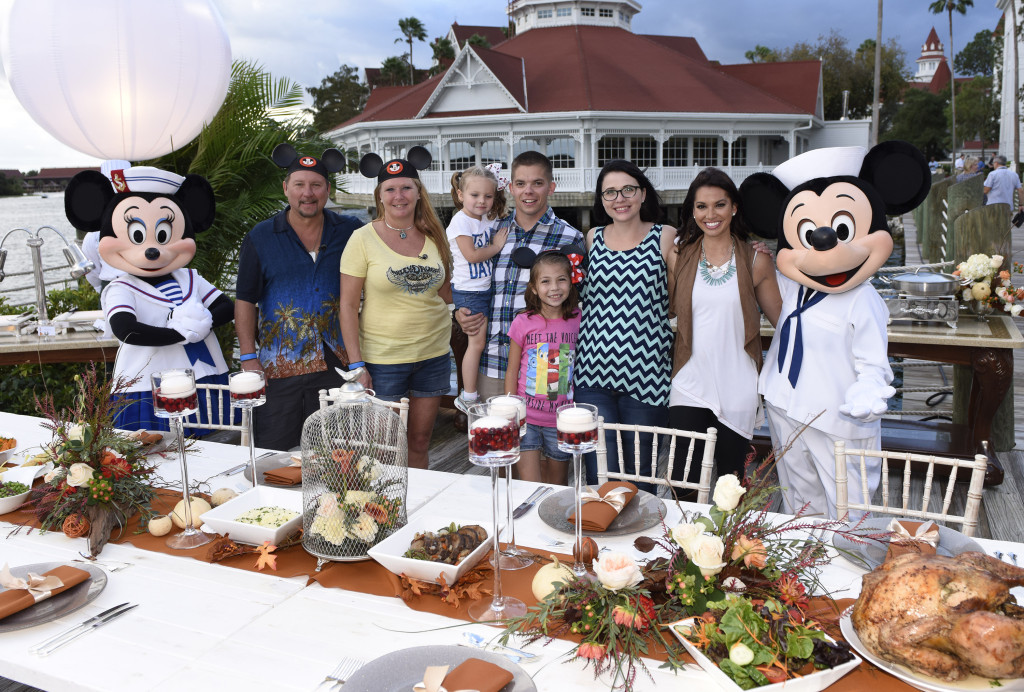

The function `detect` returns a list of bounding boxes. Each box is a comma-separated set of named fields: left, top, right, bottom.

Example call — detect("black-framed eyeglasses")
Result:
left=601, top=185, right=640, bottom=201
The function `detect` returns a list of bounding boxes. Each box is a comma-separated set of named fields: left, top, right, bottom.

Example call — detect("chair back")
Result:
left=834, top=441, right=987, bottom=536
left=595, top=418, right=716, bottom=503
left=318, top=390, right=409, bottom=430
left=184, top=383, right=249, bottom=445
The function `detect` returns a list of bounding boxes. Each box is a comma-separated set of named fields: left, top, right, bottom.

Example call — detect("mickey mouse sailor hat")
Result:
left=771, top=146, right=868, bottom=190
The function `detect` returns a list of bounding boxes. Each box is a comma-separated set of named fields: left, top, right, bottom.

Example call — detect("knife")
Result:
left=33, top=603, right=138, bottom=656
left=28, top=602, right=134, bottom=654
left=512, top=487, right=552, bottom=519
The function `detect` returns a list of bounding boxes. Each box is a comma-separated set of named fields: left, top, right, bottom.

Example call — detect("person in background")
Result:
left=448, top=164, right=510, bottom=412
left=955, top=156, right=980, bottom=183
left=340, top=147, right=452, bottom=470
left=234, top=144, right=360, bottom=451
left=984, top=155, right=1024, bottom=211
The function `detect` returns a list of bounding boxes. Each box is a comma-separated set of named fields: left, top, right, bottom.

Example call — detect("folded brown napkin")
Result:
left=885, top=519, right=939, bottom=561
left=263, top=466, right=302, bottom=486
left=443, top=657, right=513, bottom=692
left=0, top=565, right=90, bottom=620
left=568, top=481, right=638, bottom=531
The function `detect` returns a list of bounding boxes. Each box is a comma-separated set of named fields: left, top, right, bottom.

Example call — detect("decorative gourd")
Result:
left=148, top=514, right=173, bottom=536
left=210, top=487, right=238, bottom=507
left=170, top=496, right=212, bottom=529
left=532, top=555, right=574, bottom=601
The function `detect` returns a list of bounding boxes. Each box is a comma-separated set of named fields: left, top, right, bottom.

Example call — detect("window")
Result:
left=693, top=137, right=719, bottom=166
left=630, top=136, right=657, bottom=168
left=548, top=137, right=576, bottom=168
left=730, top=137, right=747, bottom=166
left=538, top=9, right=553, bottom=18
left=597, top=136, right=625, bottom=166
left=448, top=141, right=474, bottom=171
left=513, top=138, right=542, bottom=159
left=557, top=7, right=571, bottom=16
left=581, top=7, right=595, bottom=16
left=663, top=136, right=688, bottom=167
left=480, top=140, right=506, bottom=167
left=599, top=8, right=613, bottom=17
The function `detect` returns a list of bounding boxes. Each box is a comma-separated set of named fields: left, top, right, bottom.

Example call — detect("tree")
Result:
left=0, top=173, right=23, bottom=196
left=466, top=33, right=491, bottom=49
left=929, top=0, right=975, bottom=154
left=379, top=55, right=412, bottom=86
left=952, top=75, right=999, bottom=155
left=955, top=28, right=996, bottom=76
left=306, top=64, right=368, bottom=134
left=396, top=17, right=427, bottom=86
left=883, top=88, right=949, bottom=159
left=430, top=37, right=455, bottom=76
left=744, top=44, right=780, bottom=63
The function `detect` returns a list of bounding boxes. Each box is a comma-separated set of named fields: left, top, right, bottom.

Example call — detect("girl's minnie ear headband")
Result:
left=512, top=244, right=586, bottom=284
left=484, top=162, right=510, bottom=191
left=359, top=145, right=432, bottom=183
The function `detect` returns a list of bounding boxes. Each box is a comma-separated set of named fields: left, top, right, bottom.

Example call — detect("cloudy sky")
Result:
left=0, top=0, right=1006, bottom=171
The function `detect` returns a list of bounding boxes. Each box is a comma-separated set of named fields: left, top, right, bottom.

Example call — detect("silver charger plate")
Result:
left=0, top=562, right=107, bottom=633
left=242, top=451, right=302, bottom=490
left=831, top=517, right=983, bottom=570
left=538, top=487, right=666, bottom=536
left=342, top=644, right=535, bottom=692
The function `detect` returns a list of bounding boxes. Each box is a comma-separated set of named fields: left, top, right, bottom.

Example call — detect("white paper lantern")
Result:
left=0, top=0, right=231, bottom=160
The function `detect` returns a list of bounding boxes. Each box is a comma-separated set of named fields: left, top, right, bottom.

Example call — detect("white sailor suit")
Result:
left=759, top=275, right=893, bottom=519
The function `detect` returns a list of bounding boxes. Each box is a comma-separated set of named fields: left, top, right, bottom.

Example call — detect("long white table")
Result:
left=1, top=411, right=1022, bottom=692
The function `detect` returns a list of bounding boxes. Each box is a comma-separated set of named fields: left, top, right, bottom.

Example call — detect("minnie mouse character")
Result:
left=65, top=163, right=233, bottom=430
left=740, top=141, right=930, bottom=519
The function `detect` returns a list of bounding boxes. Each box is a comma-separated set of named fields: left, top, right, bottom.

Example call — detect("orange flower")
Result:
left=1000, top=270, right=1011, bottom=280
left=612, top=604, right=647, bottom=630
left=731, top=534, right=767, bottom=569
left=578, top=642, right=607, bottom=660
left=100, top=450, right=119, bottom=465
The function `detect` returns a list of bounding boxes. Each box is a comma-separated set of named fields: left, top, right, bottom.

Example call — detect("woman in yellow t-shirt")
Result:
left=340, top=147, right=453, bottom=469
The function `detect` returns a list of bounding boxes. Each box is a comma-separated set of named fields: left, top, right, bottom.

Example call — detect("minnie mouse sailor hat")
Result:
left=100, top=159, right=184, bottom=195
left=771, top=146, right=868, bottom=190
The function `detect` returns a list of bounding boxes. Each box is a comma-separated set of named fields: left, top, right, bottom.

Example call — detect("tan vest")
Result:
left=670, top=239, right=763, bottom=378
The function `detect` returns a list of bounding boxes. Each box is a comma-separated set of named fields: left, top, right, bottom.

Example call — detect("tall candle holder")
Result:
left=487, top=394, right=531, bottom=570
left=556, top=402, right=599, bottom=577
left=228, top=370, right=266, bottom=489
left=466, top=402, right=527, bottom=622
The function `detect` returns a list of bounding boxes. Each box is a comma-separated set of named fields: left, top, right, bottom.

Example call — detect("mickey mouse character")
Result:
left=740, top=141, right=930, bottom=519
left=65, top=163, right=233, bottom=430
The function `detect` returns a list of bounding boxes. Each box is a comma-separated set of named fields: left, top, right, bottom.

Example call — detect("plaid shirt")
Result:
left=481, top=207, right=582, bottom=378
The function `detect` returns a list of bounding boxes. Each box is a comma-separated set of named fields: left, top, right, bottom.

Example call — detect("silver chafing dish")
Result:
left=878, top=267, right=965, bottom=329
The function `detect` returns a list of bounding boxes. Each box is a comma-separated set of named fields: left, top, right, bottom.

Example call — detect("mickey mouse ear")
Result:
left=511, top=247, right=538, bottom=268
left=561, top=243, right=585, bottom=258
left=407, top=146, right=433, bottom=171
left=359, top=153, right=384, bottom=179
left=272, top=143, right=298, bottom=169
left=321, top=148, right=345, bottom=174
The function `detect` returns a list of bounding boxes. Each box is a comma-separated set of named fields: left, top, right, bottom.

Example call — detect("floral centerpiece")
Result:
left=28, top=366, right=156, bottom=556
left=992, top=261, right=1024, bottom=317
left=954, top=253, right=1003, bottom=309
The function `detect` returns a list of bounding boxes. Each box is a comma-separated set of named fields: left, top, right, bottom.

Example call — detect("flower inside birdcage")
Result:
left=308, top=450, right=403, bottom=548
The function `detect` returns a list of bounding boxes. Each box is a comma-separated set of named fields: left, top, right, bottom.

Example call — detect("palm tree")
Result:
left=396, top=17, right=427, bottom=85
left=430, top=37, right=455, bottom=76
left=929, top=0, right=975, bottom=156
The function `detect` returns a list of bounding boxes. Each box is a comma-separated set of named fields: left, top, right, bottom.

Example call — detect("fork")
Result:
left=314, top=657, right=362, bottom=691
left=74, top=556, right=133, bottom=572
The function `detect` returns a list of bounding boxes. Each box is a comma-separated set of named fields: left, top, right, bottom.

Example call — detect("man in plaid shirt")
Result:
left=455, top=151, right=582, bottom=402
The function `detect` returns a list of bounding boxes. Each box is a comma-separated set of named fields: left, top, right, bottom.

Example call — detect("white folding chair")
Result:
left=317, top=389, right=409, bottom=430
left=595, top=418, right=717, bottom=503
left=834, top=441, right=988, bottom=536
left=184, top=383, right=249, bottom=445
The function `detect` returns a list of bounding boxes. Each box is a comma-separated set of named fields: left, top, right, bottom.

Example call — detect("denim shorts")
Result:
left=521, top=424, right=571, bottom=462
left=451, top=288, right=492, bottom=316
left=366, top=353, right=452, bottom=400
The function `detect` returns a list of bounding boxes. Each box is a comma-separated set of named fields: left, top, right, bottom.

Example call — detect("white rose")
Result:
left=342, top=490, right=376, bottom=506
left=689, top=534, right=727, bottom=577
left=357, top=455, right=381, bottom=483
left=593, top=552, right=643, bottom=591
left=670, top=522, right=706, bottom=559
left=1013, top=304, right=1023, bottom=317
left=712, top=475, right=746, bottom=511
left=311, top=515, right=349, bottom=545
left=67, top=424, right=85, bottom=443
left=316, top=492, right=342, bottom=518
left=44, top=467, right=65, bottom=484
left=962, top=288, right=973, bottom=301
left=66, top=462, right=95, bottom=487
left=350, top=512, right=378, bottom=542
left=992, top=255, right=1004, bottom=268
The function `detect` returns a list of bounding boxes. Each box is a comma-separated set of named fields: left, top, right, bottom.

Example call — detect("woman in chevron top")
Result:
left=668, top=167, right=781, bottom=494
left=573, top=159, right=677, bottom=486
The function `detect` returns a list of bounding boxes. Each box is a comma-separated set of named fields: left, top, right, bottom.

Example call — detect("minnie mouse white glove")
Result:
left=167, top=303, right=213, bottom=344
left=839, top=380, right=896, bottom=423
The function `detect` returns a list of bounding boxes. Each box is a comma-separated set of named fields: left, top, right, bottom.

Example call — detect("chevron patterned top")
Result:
left=574, top=225, right=671, bottom=407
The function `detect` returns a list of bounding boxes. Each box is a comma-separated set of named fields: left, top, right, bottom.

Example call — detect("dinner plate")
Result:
left=0, top=561, right=107, bottom=633
left=341, top=644, right=536, bottom=692
left=537, top=488, right=666, bottom=536
left=839, top=608, right=1024, bottom=691
left=831, top=518, right=983, bottom=570
left=242, top=451, right=302, bottom=489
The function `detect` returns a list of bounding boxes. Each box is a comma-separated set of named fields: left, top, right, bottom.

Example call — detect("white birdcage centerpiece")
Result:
left=301, top=371, right=408, bottom=569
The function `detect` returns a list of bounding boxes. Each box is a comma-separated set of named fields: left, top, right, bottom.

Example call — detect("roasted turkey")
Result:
left=851, top=551, right=1024, bottom=681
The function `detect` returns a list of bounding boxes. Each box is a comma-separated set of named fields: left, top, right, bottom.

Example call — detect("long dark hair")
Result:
left=677, top=167, right=750, bottom=247
left=523, top=252, right=580, bottom=319
left=591, top=159, right=663, bottom=226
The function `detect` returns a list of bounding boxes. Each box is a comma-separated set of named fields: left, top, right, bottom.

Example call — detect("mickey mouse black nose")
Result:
left=145, top=248, right=160, bottom=261
left=809, top=227, right=838, bottom=251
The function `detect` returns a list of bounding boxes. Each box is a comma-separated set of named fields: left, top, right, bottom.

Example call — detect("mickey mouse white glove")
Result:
left=839, top=380, right=896, bottom=423
left=167, top=303, right=213, bottom=344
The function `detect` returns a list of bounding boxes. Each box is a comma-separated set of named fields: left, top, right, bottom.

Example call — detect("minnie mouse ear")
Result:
left=561, top=243, right=585, bottom=258
left=321, top=148, right=345, bottom=174
left=511, top=247, right=538, bottom=268
left=272, top=143, right=298, bottom=169
left=407, top=146, right=432, bottom=171
left=359, top=153, right=384, bottom=179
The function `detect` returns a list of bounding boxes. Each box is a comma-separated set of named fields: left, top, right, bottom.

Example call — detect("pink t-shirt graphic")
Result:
left=507, top=312, right=581, bottom=427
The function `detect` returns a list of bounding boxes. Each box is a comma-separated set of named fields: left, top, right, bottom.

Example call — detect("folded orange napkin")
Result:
left=443, top=658, right=513, bottom=692
left=0, top=564, right=90, bottom=620
left=263, top=466, right=302, bottom=486
left=568, top=481, right=638, bottom=531
left=885, top=519, right=939, bottom=561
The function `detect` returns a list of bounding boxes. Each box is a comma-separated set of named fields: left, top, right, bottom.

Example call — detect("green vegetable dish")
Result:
left=676, top=596, right=854, bottom=690
left=0, top=481, right=30, bottom=498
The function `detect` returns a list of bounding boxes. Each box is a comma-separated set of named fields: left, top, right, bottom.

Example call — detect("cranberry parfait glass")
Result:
left=151, top=368, right=211, bottom=550
left=487, top=394, right=532, bottom=570
left=466, top=402, right=527, bottom=622
left=228, top=370, right=267, bottom=489
left=557, top=402, right=599, bottom=577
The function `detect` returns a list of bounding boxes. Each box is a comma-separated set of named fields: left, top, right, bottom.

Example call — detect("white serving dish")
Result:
left=0, top=433, right=17, bottom=464
left=200, top=486, right=303, bottom=545
left=367, top=515, right=491, bottom=585
left=669, top=616, right=862, bottom=692
left=0, top=489, right=31, bottom=514
left=0, top=461, right=53, bottom=487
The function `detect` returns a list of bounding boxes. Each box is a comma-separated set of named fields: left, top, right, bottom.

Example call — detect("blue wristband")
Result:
left=348, top=361, right=365, bottom=369
left=240, top=353, right=258, bottom=362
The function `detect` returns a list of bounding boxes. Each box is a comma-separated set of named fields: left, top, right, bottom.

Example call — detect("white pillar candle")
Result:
left=160, top=373, right=194, bottom=397
left=491, top=395, right=527, bottom=420
left=557, top=407, right=596, bottom=433
left=472, top=415, right=514, bottom=429
left=229, top=371, right=263, bottom=395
